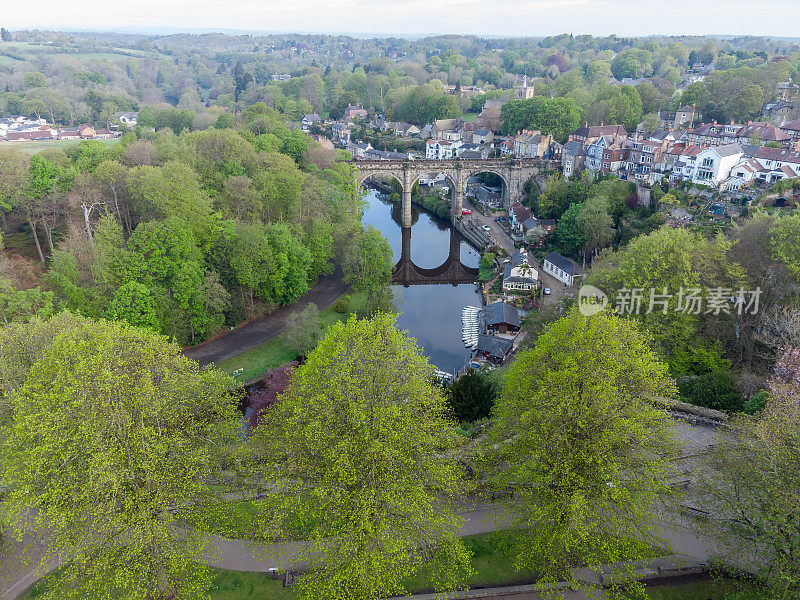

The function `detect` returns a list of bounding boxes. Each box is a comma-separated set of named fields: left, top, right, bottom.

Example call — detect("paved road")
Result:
left=183, top=269, right=349, bottom=368
left=461, top=199, right=514, bottom=255
left=461, top=199, right=571, bottom=310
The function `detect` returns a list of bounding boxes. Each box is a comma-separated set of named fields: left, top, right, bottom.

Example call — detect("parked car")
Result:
left=482, top=225, right=491, bottom=232
left=461, top=209, right=472, bottom=215
left=543, top=288, right=551, bottom=295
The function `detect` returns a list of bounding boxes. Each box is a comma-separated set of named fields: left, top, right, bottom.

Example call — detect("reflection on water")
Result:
left=361, top=190, right=481, bottom=374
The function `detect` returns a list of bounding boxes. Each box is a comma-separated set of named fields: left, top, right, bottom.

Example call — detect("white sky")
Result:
left=6, top=0, right=800, bottom=38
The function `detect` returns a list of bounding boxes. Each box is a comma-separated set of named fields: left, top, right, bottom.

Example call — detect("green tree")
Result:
left=726, top=84, right=764, bottom=123
left=587, top=227, right=745, bottom=374
left=611, top=49, right=653, bottom=80
left=281, top=302, right=322, bottom=357
left=447, top=369, right=498, bottom=423
left=678, top=371, right=743, bottom=412
left=0, top=148, right=29, bottom=231
left=249, top=314, right=472, bottom=600
left=575, top=195, right=614, bottom=262
left=554, top=202, right=586, bottom=259
left=0, top=319, right=240, bottom=600
left=598, top=85, right=643, bottom=130
left=701, top=377, right=800, bottom=598
left=108, top=281, right=160, bottom=331
left=342, top=226, right=393, bottom=292
left=488, top=308, right=679, bottom=594
left=772, top=212, right=800, bottom=278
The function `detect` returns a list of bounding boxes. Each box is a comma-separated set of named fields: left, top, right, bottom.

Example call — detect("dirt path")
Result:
left=183, top=269, right=349, bottom=367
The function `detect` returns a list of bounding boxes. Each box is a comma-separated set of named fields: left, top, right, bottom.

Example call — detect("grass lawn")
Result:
left=207, top=570, right=296, bottom=600
left=20, top=567, right=296, bottom=600
left=462, top=112, right=479, bottom=122
left=2, top=138, right=119, bottom=156
left=216, top=291, right=367, bottom=383
left=635, top=577, right=766, bottom=599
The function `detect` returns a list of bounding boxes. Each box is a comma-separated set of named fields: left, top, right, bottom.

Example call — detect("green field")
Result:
left=462, top=112, right=479, bottom=122
left=215, top=291, right=367, bottom=383
left=1, top=138, right=120, bottom=156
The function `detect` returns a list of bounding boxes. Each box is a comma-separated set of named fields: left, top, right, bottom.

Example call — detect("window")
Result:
left=702, top=157, right=714, bottom=167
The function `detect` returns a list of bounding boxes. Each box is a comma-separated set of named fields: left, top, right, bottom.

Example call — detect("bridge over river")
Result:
left=354, top=158, right=541, bottom=227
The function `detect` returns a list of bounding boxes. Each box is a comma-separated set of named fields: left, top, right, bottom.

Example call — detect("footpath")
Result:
left=183, top=269, right=348, bottom=367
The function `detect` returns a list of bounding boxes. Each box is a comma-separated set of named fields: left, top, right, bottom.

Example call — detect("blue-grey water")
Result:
left=361, top=190, right=481, bottom=374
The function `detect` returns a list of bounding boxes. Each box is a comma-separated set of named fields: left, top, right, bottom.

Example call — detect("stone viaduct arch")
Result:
left=393, top=226, right=479, bottom=286
left=355, top=158, right=540, bottom=227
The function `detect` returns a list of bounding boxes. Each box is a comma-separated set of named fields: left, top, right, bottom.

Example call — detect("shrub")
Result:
left=678, top=371, right=743, bottom=413
left=334, top=295, right=351, bottom=313
left=446, top=369, right=499, bottom=422
left=742, top=390, right=768, bottom=414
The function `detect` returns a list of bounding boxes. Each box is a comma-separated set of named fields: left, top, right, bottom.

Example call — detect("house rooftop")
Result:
left=544, top=251, right=583, bottom=276
left=475, top=334, right=514, bottom=360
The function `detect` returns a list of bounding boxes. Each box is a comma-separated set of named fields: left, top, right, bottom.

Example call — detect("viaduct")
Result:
left=353, top=158, right=541, bottom=227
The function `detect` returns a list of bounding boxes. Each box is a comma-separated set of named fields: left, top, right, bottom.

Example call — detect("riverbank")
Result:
left=182, top=268, right=350, bottom=369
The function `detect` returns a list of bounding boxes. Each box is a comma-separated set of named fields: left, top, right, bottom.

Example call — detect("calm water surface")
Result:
left=361, top=190, right=481, bottom=374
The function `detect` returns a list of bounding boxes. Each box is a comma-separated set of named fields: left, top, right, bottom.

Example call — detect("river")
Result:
left=361, top=189, right=482, bottom=375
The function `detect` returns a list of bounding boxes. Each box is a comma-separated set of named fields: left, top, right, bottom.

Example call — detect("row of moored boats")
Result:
left=462, top=306, right=481, bottom=349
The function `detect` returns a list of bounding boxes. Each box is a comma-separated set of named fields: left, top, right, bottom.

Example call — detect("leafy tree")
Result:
left=358, top=284, right=395, bottom=319
left=343, top=226, right=393, bottom=293
left=771, top=212, right=800, bottom=278
left=249, top=314, right=472, bottom=600
left=554, top=202, right=586, bottom=259
left=598, top=85, right=643, bottom=130
left=0, top=318, right=240, bottom=600
left=500, top=96, right=582, bottom=143
left=488, top=308, right=679, bottom=594
left=726, top=84, right=764, bottom=123
left=523, top=224, right=546, bottom=246
left=0, top=279, right=55, bottom=325
left=701, top=374, right=800, bottom=598
left=575, top=195, right=614, bottom=262
left=108, top=281, right=160, bottom=331
left=536, top=172, right=571, bottom=219
left=281, top=302, right=322, bottom=357
left=587, top=227, right=745, bottom=374
left=446, top=369, right=498, bottom=423
left=0, top=148, right=29, bottom=231
left=610, top=49, right=653, bottom=80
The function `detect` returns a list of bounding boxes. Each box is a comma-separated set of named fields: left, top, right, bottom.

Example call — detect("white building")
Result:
left=692, top=144, right=744, bottom=187
left=116, top=111, right=139, bottom=127
left=425, top=139, right=460, bottom=160
left=502, top=249, right=538, bottom=292
left=670, top=145, right=703, bottom=182
left=542, top=251, right=583, bottom=287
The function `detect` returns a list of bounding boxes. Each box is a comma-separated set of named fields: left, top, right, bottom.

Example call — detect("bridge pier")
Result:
left=402, top=167, right=412, bottom=228
left=451, top=166, right=466, bottom=225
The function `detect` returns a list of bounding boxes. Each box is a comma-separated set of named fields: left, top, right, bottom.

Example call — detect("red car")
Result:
left=461, top=209, right=472, bottom=215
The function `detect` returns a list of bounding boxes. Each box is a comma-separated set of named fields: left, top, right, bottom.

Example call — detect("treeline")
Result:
left=1, top=31, right=799, bottom=132
left=0, top=104, right=380, bottom=345
left=1, top=307, right=798, bottom=599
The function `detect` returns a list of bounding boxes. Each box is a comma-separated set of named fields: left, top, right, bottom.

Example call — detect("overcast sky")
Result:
left=7, top=0, right=800, bottom=39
